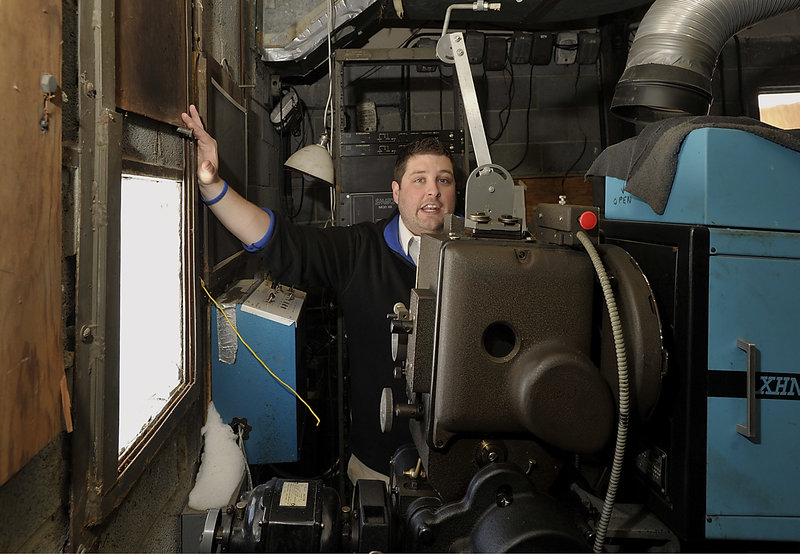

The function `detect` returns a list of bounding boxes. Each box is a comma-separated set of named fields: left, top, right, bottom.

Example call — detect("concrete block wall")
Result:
left=281, top=31, right=605, bottom=225
left=466, top=59, right=602, bottom=177
left=94, top=402, right=204, bottom=553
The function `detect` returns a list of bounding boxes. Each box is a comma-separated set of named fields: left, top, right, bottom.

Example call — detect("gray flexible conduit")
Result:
left=626, top=0, right=800, bottom=75
left=576, top=231, right=630, bottom=553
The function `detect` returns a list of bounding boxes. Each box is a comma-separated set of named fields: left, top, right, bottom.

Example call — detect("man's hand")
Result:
left=179, top=104, right=272, bottom=246
left=181, top=104, right=222, bottom=187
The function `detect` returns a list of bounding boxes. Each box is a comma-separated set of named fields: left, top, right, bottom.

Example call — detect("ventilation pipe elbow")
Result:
left=611, top=0, right=800, bottom=123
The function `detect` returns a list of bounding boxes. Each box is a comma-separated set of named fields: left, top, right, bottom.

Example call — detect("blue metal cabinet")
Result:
left=602, top=127, right=800, bottom=542
left=210, top=279, right=306, bottom=464
left=706, top=230, right=800, bottom=540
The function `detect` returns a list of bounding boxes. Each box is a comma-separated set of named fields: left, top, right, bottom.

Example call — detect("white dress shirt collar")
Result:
left=397, top=216, right=415, bottom=257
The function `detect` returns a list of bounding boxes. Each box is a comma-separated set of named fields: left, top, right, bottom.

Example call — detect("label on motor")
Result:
left=279, top=481, right=309, bottom=507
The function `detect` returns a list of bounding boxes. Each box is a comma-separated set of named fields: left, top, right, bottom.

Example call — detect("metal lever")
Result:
left=736, top=338, right=757, bottom=440
left=438, top=32, right=492, bottom=168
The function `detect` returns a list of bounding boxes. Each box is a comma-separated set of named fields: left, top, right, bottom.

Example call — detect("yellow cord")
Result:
left=200, top=278, right=321, bottom=427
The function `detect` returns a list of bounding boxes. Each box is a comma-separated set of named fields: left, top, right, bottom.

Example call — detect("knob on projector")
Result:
left=380, top=387, right=394, bottom=433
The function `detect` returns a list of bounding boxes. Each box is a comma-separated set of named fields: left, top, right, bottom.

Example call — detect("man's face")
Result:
left=392, top=154, right=456, bottom=236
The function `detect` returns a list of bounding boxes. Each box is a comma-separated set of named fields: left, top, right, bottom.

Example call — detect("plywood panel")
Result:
left=0, top=0, right=64, bottom=487
left=116, top=0, right=187, bottom=125
left=521, top=175, right=595, bottom=223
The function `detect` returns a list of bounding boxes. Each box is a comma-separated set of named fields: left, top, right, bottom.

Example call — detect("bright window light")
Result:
left=118, top=174, right=185, bottom=456
left=758, top=91, right=800, bottom=130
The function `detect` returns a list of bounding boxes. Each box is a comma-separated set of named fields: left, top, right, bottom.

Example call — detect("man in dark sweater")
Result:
left=181, top=105, right=457, bottom=482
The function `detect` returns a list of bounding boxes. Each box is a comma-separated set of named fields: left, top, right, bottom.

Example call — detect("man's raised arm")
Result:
left=181, top=104, right=271, bottom=247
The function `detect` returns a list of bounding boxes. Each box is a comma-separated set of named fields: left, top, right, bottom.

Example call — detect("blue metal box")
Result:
left=605, top=128, right=800, bottom=231
left=210, top=279, right=306, bottom=464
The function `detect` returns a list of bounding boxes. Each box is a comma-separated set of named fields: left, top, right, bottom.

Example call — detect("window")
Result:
left=758, top=89, right=800, bottom=130
left=71, top=2, right=200, bottom=548
left=118, top=174, right=187, bottom=457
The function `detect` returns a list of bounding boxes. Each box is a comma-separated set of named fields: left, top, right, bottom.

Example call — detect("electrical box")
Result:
left=531, top=32, right=554, bottom=65
left=484, top=36, right=508, bottom=71
left=269, top=89, right=300, bottom=131
left=510, top=31, right=533, bottom=64
left=578, top=31, right=600, bottom=64
left=464, top=31, right=485, bottom=64
left=211, top=279, right=306, bottom=464
left=340, top=192, right=397, bottom=227
left=555, top=32, right=578, bottom=65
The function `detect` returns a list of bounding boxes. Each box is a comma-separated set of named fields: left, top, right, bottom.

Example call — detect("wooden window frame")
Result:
left=71, top=0, right=199, bottom=548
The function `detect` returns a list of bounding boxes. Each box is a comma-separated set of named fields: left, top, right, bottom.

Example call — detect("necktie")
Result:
left=408, top=237, right=420, bottom=265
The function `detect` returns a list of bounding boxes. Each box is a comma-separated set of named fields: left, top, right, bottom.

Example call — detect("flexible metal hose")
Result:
left=576, top=231, right=630, bottom=553
left=613, top=0, right=800, bottom=121
left=626, top=0, right=800, bottom=76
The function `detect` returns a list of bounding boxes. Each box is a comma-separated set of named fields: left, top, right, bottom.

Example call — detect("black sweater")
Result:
left=257, top=211, right=415, bottom=474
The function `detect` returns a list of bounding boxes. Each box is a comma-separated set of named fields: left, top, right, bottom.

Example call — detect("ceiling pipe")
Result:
left=611, top=0, right=800, bottom=123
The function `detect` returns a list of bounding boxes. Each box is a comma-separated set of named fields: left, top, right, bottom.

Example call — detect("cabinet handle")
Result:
left=736, top=338, right=758, bottom=440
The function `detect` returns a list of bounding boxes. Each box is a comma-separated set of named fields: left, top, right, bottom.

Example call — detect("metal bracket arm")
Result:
left=437, top=32, right=492, bottom=168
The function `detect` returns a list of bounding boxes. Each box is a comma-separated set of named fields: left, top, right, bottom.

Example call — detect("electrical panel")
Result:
left=555, top=32, right=578, bottom=65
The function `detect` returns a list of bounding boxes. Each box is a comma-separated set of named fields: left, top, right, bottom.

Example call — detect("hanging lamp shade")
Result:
left=284, top=131, right=334, bottom=185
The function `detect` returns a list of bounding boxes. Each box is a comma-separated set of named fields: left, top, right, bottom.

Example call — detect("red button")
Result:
left=578, top=211, right=598, bottom=230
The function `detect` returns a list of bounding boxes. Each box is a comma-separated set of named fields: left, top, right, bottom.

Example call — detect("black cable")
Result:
left=439, top=66, right=445, bottom=128
left=291, top=175, right=306, bottom=220
left=488, top=58, right=514, bottom=145
left=278, top=100, right=292, bottom=217
left=265, top=457, right=340, bottom=482
left=280, top=87, right=314, bottom=221
left=509, top=64, right=535, bottom=172
left=561, top=134, right=587, bottom=196
left=479, top=67, right=489, bottom=114
left=347, top=64, right=386, bottom=88
left=289, top=85, right=314, bottom=142
left=560, top=62, right=587, bottom=196
left=733, top=34, right=745, bottom=115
